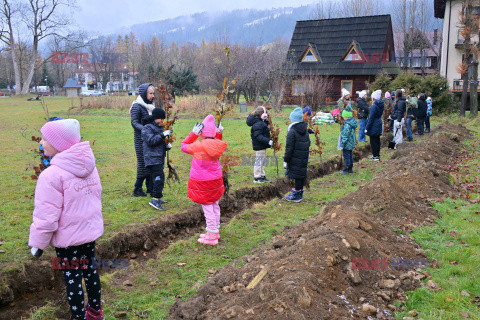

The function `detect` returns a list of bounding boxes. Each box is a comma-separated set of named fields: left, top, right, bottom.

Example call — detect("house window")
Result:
left=341, top=80, right=353, bottom=94
left=292, top=80, right=313, bottom=95
left=344, top=48, right=362, bottom=61
left=412, top=58, right=421, bottom=68
left=302, top=49, right=318, bottom=62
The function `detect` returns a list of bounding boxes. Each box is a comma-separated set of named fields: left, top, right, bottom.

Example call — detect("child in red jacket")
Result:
left=181, top=115, right=227, bottom=245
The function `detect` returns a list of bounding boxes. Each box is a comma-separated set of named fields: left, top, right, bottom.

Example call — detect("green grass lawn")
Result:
left=395, top=118, right=480, bottom=320
left=0, top=96, right=346, bottom=270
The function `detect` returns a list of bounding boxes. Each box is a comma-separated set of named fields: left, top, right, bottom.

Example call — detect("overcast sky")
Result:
left=72, top=0, right=315, bottom=33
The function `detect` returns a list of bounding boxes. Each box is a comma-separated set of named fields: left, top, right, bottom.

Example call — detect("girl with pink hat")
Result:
left=29, top=119, right=104, bottom=320
left=181, top=115, right=228, bottom=245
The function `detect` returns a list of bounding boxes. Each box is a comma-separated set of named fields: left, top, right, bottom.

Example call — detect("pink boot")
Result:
left=86, top=304, right=104, bottom=320
left=199, top=232, right=220, bottom=240
left=197, top=232, right=219, bottom=245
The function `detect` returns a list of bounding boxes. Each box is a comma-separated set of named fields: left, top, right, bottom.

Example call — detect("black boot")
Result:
left=133, top=188, right=147, bottom=197
left=347, top=166, right=353, bottom=173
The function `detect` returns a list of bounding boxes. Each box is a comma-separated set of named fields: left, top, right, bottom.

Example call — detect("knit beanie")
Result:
left=385, top=92, right=391, bottom=99
left=138, top=83, right=154, bottom=104
left=40, top=119, right=81, bottom=152
left=289, top=107, right=303, bottom=123
left=372, top=89, right=382, bottom=100
left=341, top=88, right=350, bottom=98
left=303, top=106, right=312, bottom=116
left=201, top=114, right=217, bottom=137
left=342, top=105, right=353, bottom=118
left=152, top=107, right=166, bottom=120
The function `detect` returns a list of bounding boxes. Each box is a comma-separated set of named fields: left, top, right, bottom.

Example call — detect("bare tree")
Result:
left=339, top=0, right=380, bottom=18
left=0, top=0, right=74, bottom=95
left=310, top=1, right=337, bottom=19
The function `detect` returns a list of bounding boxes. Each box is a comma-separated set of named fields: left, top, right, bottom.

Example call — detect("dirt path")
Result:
left=167, top=123, right=470, bottom=320
left=0, top=123, right=465, bottom=319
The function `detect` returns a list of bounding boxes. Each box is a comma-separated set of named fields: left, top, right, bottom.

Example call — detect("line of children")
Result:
left=29, top=119, right=104, bottom=320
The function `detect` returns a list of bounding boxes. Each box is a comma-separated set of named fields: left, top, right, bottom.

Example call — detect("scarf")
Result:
left=129, top=95, right=155, bottom=115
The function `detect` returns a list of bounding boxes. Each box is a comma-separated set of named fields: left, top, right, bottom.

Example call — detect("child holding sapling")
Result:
left=246, top=106, right=273, bottom=183
left=339, top=105, right=358, bottom=174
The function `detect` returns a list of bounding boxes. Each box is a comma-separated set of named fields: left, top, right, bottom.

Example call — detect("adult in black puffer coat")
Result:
left=416, top=93, right=427, bottom=135
left=284, top=107, right=310, bottom=202
left=356, top=91, right=370, bottom=142
left=130, top=83, right=155, bottom=196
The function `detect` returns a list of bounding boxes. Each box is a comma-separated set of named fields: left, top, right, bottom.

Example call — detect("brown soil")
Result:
left=167, top=122, right=470, bottom=320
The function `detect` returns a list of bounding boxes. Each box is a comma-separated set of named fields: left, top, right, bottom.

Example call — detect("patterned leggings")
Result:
left=55, top=241, right=102, bottom=320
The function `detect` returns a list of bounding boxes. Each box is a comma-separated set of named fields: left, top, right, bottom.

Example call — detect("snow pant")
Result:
left=202, top=200, right=221, bottom=233
left=253, top=149, right=266, bottom=178
left=416, top=117, right=425, bottom=135
left=55, top=241, right=102, bottom=320
left=295, top=178, right=305, bottom=191
left=358, top=118, right=367, bottom=142
left=343, top=149, right=353, bottom=170
left=425, top=115, right=431, bottom=132
left=147, top=163, right=165, bottom=199
left=394, top=119, right=404, bottom=144
left=370, top=135, right=381, bottom=158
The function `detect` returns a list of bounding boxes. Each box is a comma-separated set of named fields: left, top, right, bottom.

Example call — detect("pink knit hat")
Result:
left=201, top=115, right=216, bottom=137
left=385, top=92, right=391, bottom=99
left=40, top=119, right=81, bottom=152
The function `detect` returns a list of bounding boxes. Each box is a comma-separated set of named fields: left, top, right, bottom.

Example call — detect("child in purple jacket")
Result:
left=28, top=119, right=104, bottom=320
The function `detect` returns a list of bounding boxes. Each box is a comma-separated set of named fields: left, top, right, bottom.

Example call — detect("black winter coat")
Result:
left=131, top=103, right=151, bottom=178
left=284, top=122, right=310, bottom=179
left=416, top=96, right=428, bottom=118
left=392, top=97, right=407, bottom=121
left=357, top=97, right=370, bottom=119
left=366, top=99, right=384, bottom=137
left=246, top=115, right=271, bottom=151
left=141, top=122, right=167, bottom=167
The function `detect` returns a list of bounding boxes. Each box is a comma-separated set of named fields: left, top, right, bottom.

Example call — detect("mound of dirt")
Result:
left=168, top=122, right=470, bottom=320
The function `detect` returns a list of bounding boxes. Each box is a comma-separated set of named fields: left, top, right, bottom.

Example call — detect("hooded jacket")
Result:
left=392, top=96, right=407, bottom=122
left=284, top=122, right=311, bottom=179
left=141, top=120, right=168, bottom=167
left=340, top=118, right=358, bottom=150
left=366, top=99, right=385, bottom=137
left=416, top=95, right=428, bottom=118
left=356, top=97, right=370, bottom=119
left=181, top=132, right=228, bottom=204
left=29, top=141, right=103, bottom=250
left=246, top=114, right=271, bottom=151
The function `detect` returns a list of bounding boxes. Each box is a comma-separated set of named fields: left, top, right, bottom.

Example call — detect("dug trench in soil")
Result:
left=167, top=122, right=470, bottom=320
left=0, top=125, right=430, bottom=318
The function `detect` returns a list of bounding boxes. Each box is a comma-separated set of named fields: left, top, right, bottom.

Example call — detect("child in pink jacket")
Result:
left=181, top=115, right=227, bottom=245
left=28, top=119, right=104, bottom=320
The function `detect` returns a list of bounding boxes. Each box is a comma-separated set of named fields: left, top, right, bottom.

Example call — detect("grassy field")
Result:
left=0, top=95, right=347, bottom=270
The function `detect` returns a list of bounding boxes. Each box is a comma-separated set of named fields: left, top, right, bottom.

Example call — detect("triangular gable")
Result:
left=299, top=43, right=322, bottom=63
left=341, top=40, right=364, bottom=62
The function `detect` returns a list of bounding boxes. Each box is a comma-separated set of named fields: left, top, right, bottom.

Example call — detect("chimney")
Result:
left=433, top=29, right=438, bottom=45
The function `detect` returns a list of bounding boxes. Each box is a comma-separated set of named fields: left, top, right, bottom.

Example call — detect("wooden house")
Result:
left=283, top=15, right=400, bottom=105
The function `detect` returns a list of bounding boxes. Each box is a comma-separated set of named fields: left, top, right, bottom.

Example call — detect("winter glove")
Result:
left=166, top=143, right=172, bottom=150
left=216, top=123, right=224, bottom=133
left=163, top=129, right=172, bottom=136
left=268, top=140, right=274, bottom=147
left=365, top=129, right=368, bottom=133
left=387, top=115, right=392, bottom=120
left=31, top=247, right=43, bottom=258
left=192, top=122, right=204, bottom=135
left=283, top=162, right=288, bottom=169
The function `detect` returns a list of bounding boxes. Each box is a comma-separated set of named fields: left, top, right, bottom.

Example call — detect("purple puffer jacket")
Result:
left=28, top=141, right=103, bottom=250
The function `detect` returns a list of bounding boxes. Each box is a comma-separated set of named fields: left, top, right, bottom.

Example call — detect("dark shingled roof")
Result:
left=285, top=14, right=400, bottom=76
left=63, top=78, right=83, bottom=88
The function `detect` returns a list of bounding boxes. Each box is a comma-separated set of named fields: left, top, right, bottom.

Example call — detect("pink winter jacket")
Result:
left=28, top=141, right=103, bottom=250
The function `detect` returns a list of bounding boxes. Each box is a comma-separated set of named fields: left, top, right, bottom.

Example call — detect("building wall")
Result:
left=66, top=88, right=79, bottom=97
left=283, top=75, right=373, bottom=106
left=440, top=0, right=480, bottom=90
